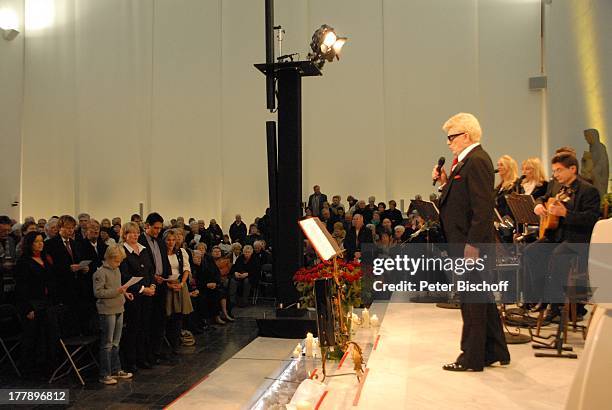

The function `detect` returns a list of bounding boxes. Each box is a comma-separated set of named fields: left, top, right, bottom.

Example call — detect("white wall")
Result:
left=0, top=0, right=24, bottom=219
left=3, top=0, right=609, bottom=228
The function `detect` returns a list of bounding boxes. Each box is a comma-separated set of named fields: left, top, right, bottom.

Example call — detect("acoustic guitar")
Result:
left=538, top=188, right=572, bottom=240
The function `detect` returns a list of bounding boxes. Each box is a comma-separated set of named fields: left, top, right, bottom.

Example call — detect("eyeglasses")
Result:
left=447, top=132, right=466, bottom=142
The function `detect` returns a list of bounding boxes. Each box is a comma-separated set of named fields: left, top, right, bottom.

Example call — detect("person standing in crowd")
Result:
left=138, top=213, right=172, bottom=364
left=433, top=112, right=509, bottom=372
left=307, top=185, right=328, bottom=217
left=93, top=244, right=134, bottom=385
left=76, top=219, right=108, bottom=333
left=229, top=214, right=247, bottom=244
left=119, top=222, right=156, bottom=372
left=521, top=157, right=548, bottom=199
left=0, top=215, right=17, bottom=260
left=163, top=229, right=194, bottom=352
left=15, top=231, right=59, bottom=379
left=44, top=217, right=59, bottom=241
left=45, top=215, right=90, bottom=333
left=75, top=213, right=91, bottom=242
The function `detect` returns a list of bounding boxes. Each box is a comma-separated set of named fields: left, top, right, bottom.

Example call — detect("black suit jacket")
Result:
left=439, top=145, right=495, bottom=246
left=45, top=235, right=82, bottom=303
left=138, top=233, right=171, bottom=278
left=76, top=238, right=107, bottom=275
left=229, top=222, right=247, bottom=244
left=536, top=177, right=600, bottom=243
left=308, top=193, right=328, bottom=215
left=344, top=226, right=374, bottom=261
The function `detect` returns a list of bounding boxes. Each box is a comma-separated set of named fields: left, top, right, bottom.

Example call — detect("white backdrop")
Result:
left=1, top=0, right=610, bottom=227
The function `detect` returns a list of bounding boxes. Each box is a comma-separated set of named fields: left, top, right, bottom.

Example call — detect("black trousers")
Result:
left=20, top=307, right=60, bottom=375
left=149, top=292, right=167, bottom=357
left=522, top=239, right=588, bottom=304
left=121, top=297, right=148, bottom=366
left=456, top=303, right=509, bottom=370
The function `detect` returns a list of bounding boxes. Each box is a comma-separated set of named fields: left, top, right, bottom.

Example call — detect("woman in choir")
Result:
left=521, top=157, right=548, bottom=199
left=163, top=229, right=194, bottom=352
left=15, top=231, right=59, bottom=378
left=119, top=222, right=156, bottom=372
left=495, top=155, right=523, bottom=219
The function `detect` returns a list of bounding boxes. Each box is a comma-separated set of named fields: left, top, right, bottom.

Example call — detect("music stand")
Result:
left=506, top=194, right=539, bottom=226
left=499, top=193, right=539, bottom=344
left=408, top=200, right=439, bottom=222
left=298, top=217, right=364, bottom=381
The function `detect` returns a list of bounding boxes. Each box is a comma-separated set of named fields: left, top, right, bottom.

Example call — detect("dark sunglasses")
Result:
left=447, top=132, right=466, bottom=142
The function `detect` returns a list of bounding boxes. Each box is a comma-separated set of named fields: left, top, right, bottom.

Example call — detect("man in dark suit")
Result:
left=229, top=214, right=247, bottom=244
left=524, top=152, right=600, bottom=319
left=307, top=185, right=328, bottom=218
left=76, top=219, right=108, bottom=333
left=343, top=214, right=373, bottom=262
left=433, top=112, right=510, bottom=372
left=45, top=215, right=91, bottom=332
left=138, top=212, right=173, bottom=364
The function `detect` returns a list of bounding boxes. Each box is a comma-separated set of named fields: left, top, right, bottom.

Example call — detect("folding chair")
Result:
left=253, top=264, right=276, bottom=305
left=48, top=305, right=98, bottom=386
left=0, top=304, right=22, bottom=377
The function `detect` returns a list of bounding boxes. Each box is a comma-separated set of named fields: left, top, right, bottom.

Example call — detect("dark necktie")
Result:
left=64, top=239, right=74, bottom=261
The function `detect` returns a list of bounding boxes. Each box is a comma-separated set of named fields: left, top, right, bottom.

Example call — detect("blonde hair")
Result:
left=497, top=155, right=519, bottom=190
left=104, top=243, right=126, bottom=261
left=442, top=113, right=482, bottom=142
left=120, top=222, right=140, bottom=243
left=521, top=157, right=547, bottom=184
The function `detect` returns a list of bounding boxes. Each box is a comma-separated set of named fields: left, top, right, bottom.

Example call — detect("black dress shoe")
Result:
left=442, top=362, right=483, bottom=372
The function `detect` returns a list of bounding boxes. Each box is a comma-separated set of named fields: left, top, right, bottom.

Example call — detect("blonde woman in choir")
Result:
left=521, top=157, right=549, bottom=199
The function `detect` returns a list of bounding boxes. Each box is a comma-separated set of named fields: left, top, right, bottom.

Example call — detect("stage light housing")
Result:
left=308, top=24, right=348, bottom=69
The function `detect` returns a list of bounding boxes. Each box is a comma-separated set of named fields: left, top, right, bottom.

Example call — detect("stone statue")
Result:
left=581, top=151, right=594, bottom=182
left=582, top=128, right=609, bottom=197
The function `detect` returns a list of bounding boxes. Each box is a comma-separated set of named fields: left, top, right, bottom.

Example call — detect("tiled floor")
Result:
left=0, top=305, right=271, bottom=410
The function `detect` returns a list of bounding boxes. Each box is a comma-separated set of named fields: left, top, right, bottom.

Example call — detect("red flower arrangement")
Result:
left=293, top=260, right=363, bottom=308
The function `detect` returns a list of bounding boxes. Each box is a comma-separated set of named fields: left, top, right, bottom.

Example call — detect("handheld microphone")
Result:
left=519, top=174, right=527, bottom=181
left=432, top=156, right=446, bottom=186
left=494, top=169, right=500, bottom=174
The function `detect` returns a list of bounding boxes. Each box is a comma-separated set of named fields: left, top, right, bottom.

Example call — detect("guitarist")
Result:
left=522, top=152, right=600, bottom=321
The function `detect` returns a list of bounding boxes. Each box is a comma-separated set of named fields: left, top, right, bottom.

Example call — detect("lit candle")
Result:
left=362, top=308, right=370, bottom=327
left=296, top=401, right=314, bottom=410
left=293, top=343, right=302, bottom=358
left=305, top=332, right=314, bottom=357
left=371, top=314, right=379, bottom=327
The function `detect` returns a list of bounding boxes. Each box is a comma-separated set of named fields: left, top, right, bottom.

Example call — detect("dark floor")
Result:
left=0, top=305, right=273, bottom=409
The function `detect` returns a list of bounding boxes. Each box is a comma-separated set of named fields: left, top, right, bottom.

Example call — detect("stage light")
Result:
left=308, top=24, right=348, bottom=69
left=0, top=8, right=20, bottom=40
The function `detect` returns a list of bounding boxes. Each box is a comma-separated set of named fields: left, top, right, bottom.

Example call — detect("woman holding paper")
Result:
left=163, top=229, right=194, bottom=352
left=92, top=244, right=134, bottom=385
left=119, top=222, right=156, bottom=373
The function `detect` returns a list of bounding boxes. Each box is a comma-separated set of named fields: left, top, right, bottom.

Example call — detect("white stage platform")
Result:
left=168, top=301, right=585, bottom=409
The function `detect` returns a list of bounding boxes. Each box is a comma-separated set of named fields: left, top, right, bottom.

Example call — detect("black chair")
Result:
left=253, top=264, right=276, bottom=305
left=0, top=304, right=23, bottom=377
left=48, top=305, right=98, bottom=385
